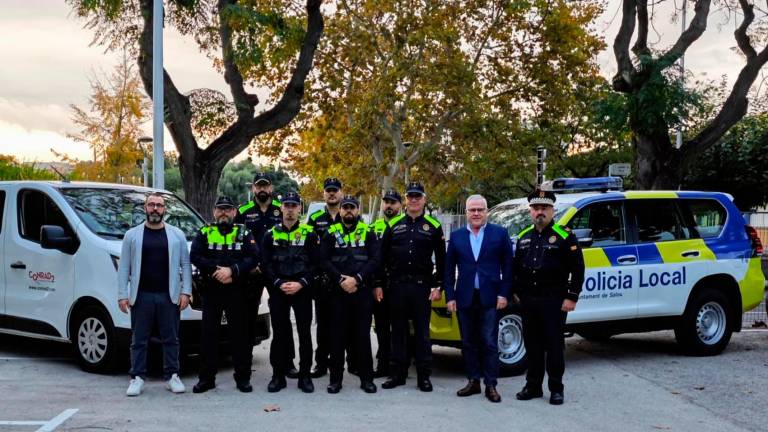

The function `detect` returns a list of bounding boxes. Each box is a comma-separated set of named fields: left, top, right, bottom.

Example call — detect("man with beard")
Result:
left=370, top=189, right=402, bottom=378
left=322, top=195, right=380, bottom=394
left=380, top=181, right=446, bottom=392
left=190, top=196, right=258, bottom=393
left=512, top=188, right=584, bottom=405
left=306, top=177, right=343, bottom=378
left=118, top=193, right=192, bottom=396
left=262, top=191, right=319, bottom=393
left=235, top=172, right=298, bottom=378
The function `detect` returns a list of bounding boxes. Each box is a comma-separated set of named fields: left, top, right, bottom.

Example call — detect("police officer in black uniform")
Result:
left=306, top=177, right=343, bottom=378
left=380, top=181, right=446, bottom=392
left=513, top=188, right=585, bottom=405
left=370, top=189, right=402, bottom=378
left=191, top=196, right=258, bottom=393
left=261, top=191, right=319, bottom=393
left=235, top=172, right=299, bottom=378
left=322, top=195, right=381, bottom=394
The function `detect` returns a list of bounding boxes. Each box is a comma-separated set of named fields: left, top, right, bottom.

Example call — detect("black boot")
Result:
left=298, top=375, right=315, bottom=393
left=267, top=375, right=287, bottom=393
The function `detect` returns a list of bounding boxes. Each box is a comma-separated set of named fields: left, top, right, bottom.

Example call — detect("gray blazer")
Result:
left=117, top=223, right=193, bottom=305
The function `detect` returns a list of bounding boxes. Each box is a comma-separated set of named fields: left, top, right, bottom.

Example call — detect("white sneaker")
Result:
left=126, top=376, right=144, bottom=396
left=166, top=374, right=186, bottom=393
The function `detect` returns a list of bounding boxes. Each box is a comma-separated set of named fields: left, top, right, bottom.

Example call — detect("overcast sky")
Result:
left=0, top=0, right=747, bottom=162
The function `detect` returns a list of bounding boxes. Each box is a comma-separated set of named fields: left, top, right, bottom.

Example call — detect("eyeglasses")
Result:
left=406, top=194, right=424, bottom=200
left=467, top=208, right=487, bottom=213
left=146, top=203, right=165, bottom=209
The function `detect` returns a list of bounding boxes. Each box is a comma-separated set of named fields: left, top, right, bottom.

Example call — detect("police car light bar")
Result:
left=546, top=177, right=624, bottom=193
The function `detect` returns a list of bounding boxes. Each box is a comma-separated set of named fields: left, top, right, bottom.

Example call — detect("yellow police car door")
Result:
left=627, top=197, right=715, bottom=317
left=564, top=199, right=639, bottom=322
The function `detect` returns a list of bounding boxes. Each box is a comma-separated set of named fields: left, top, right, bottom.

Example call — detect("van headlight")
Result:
left=111, top=254, right=120, bottom=271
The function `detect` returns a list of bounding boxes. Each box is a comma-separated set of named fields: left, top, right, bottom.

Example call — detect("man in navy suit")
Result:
left=444, top=194, right=514, bottom=403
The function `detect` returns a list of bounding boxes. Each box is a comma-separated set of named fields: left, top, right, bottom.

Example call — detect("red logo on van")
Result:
left=29, top=271, right=55, bottom=283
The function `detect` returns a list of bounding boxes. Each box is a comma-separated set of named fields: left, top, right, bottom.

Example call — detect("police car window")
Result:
left=631, top=200, right=689, bottom=243
left=683, top=199, right=727, bottom=239
left=568, top=201, right=626, bottom=247
left=488, top=202, right=569, bottom=237
left=17, top=189, right=75, bottom=243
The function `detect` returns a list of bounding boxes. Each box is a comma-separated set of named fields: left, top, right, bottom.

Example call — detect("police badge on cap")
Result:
left=527, top=188, right=556, bottom=206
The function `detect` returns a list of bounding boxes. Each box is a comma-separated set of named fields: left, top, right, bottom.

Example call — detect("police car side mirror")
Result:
left=41, top=225, right=77, bottom=254
left=572, top=228, right=593, bottom=248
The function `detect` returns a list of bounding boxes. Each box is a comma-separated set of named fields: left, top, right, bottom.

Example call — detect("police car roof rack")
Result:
left=542, top=177, right=624, bottom=193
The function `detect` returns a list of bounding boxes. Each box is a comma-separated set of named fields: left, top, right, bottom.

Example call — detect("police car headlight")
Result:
left=111, top=254, right=120, bottom=271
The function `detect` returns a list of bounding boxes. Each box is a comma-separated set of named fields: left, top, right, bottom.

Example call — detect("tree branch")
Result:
left=735, top=0, right=757, bottom=59
left=218, top=0, right=256, bottom=120
left=611, top=0, right=639, bottom=92
left=657, top=0, right=711, bottom=68
left=631, top=0, right=650, bottom=57
left=137, top=0, right=198, bottom=160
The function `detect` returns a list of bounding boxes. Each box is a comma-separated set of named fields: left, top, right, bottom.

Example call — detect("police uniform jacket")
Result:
left=235, top=198, right=282, bottom=244
left=261, top=221, right=320, bottom=290
left=321, top=220, right=381, bottom=291
left=380, top=212, right=446, bottom=287
left=190, top=223, right=258, bottom=287
left=512, top=221, right=585, bottom=302
left=307, top=207, right=342, bottom=239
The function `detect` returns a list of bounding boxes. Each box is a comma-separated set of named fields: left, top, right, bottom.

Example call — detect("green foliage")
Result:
left=217, top=159, right=299, bottom=205
left=683, top=114, right=768, bottom=210
left=0, top=156, right=57, bottom=181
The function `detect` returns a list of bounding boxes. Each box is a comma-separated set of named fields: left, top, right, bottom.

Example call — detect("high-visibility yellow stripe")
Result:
left=655, top=239, right=716, bottom=263
left=624, top=191, right=678, bottom=199
left=583, top=248, right=611, bottom=268
left=557, top=206, right=578, bottom=225
left=740, top=257, right=766, bottom=311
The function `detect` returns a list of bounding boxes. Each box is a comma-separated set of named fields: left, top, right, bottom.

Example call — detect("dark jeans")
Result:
left=130, top=291, right=180, bottom=380
left=389, top=280, right=432, bottom=378
left=329, top=289, right=374, bottom=383
left=269, top=288, right=313, bottom=377
left=199, top=285, right=251, bottom=384
left=521, top=296, right=568, bottom=393
left=456, top=291, right=499, bottom=386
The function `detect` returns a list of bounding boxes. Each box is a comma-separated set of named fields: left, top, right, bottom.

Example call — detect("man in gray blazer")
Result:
left=117, top=192, right=193, bottom=396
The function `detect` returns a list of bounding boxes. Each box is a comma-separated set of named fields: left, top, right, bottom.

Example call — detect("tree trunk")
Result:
left=632, top=130, right=680, bottom=190
left=178, top=150, right=227, bottom=221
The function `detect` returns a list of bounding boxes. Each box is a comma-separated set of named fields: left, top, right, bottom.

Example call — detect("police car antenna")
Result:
left=49, top=165, right=70, bottom=183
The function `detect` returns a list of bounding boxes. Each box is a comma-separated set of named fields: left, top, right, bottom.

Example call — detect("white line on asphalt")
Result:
left=0, top=409, right=78, bottom=432
left=37, top=409, right=78, bottom=432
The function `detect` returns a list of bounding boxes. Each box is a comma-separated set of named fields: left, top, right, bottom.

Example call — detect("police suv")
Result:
left=0, top=181, right=271, bottom=373
left=430, top=177, right=765, bottom=375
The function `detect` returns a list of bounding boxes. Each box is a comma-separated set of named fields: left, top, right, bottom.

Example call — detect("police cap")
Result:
left=214, top=195, right=236, bottom=209
left=253, top=172, right=272, bottom=185
left=340, top=195, right=360, bottom=208
left=282, top=191, right=302, bottom=205
left=527, top=188, right=556, bottom=206
left=382, top=189, right=402, bottom=203
left=323, top=177, right=342, bottom=191
left=405, top=181, right=425, bottom=196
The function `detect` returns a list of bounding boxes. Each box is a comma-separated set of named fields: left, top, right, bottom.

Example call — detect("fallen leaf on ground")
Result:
left=264, top=404, right=281, bottom=412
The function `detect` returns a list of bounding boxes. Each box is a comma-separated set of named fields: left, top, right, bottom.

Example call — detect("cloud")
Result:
left=0, top=119, right=91, bottom=161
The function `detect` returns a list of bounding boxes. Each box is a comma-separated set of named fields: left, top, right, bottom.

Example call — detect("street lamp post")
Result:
left=138, top=136, right=153, bottom=187
left=152, top=0, right=165, bottom=189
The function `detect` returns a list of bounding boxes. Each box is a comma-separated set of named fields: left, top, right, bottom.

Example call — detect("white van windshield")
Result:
left=59, top=188, right=204, bottom=240
left=488, top=202, right=570, bottom=237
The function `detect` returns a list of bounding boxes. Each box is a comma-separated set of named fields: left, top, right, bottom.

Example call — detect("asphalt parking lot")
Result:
left=1, top=330, right=767, bottom=432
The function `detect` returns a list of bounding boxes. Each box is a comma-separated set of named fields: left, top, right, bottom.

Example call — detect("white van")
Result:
left=0, top=181, right=270, bottom=373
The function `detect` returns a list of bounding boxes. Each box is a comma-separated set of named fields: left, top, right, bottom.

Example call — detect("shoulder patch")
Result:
left=552, top=224, right=569, bottom=240
left=238, top=201, right=255, bottom=214
left=388, top=214, right=406, bottom=226
left=309, top=209, right=326, bottom=221
left=272, top=199, right=281, bottom=207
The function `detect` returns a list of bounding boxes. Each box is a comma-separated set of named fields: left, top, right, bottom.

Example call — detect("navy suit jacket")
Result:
left=443, top=223, right=514, bottom=309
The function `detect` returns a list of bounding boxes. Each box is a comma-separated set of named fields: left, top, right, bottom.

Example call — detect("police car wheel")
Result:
left=72, top=305, right=120, bottom=373
left=675, top=289, right=732, bottom=356
left=497, top=310, right=527, bottom=376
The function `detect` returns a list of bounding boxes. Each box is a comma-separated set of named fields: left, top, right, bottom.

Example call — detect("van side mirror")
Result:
left=572, top=228, right=593, bottom=248
left=41, top=225, right=77, bottom=254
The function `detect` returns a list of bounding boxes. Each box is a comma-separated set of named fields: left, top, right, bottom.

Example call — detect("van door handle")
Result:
left=681, top=250, right=700, bottom=258
left=616, top=255, right=637, bottom=265
left=10, top=261, right=26, bottom=269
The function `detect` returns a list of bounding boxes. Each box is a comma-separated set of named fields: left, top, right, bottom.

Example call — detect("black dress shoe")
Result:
left=515, top=387, right=544, bottom=401
left=286, top=366, right=300, bottom=379
left=550, top=392, right=564, bottom=405
left=310, top=366, right=327, bottom=378
left=327, top=381, right=343, bottom=394
left=485, top=386, right=501, bottom=403
left=267, top=376, right=287, bottom=393
left=236, top=381, right=253, bottom=393
left=298, top=376, right=315, bottom=393
left=457, top=379, right=481, bottom=397
left=360, top=381, right=377, bottom=394
left=192, top=380, right=215, bottom=394
left=417, top=377, right=433, bottom=392
left=381, top=376, right=406, bottom=389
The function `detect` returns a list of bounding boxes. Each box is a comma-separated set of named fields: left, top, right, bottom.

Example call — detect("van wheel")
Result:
left=72, top=305, right=120, bottom=373
left=497, top=310, right=527, bottom=376
left=674, top=289, right=732, bottom=356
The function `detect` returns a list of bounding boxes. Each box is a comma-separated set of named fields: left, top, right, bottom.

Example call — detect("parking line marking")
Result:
left=0, top=409, right=78, bottom=431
